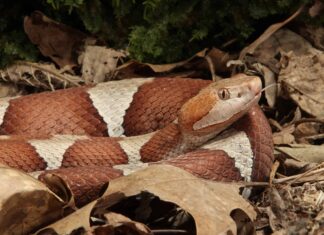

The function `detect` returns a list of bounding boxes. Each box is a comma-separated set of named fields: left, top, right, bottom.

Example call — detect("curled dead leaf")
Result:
left=115, top=48, right=231, bottom=79
left=0, top=61, right=82, bottom=90
left=35, top=201, right=96, bottom=235
left=0, top=82, right=20, bottom=98
left=24, top=11, right=97, bottom=69
left=276, top=144, right=324, bottom=164
left=33, top=165, right=256, bottom=235
left=294, top=119, right=324, bottom=144
left=273, top=125, right=295, bottom=145
left=0, top=167, right=66, bottom=235
left=79, top=46, right=128, bottom=83
left=298, top=26, right=324, bottom=51
left=38, top=166, right=122, bottom=208
left=262, top=66, right=277, bottom=108
left=96, top=165, right=256, bottom=235
left=254, top=29, right=316, bottom=64
left=279, top=50, right=324, bottom=118
left=309, top=0, right=324, bottom=17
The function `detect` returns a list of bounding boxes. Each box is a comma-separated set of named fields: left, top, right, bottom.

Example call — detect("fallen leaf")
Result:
left=294, top=119, right=324, bottom=144
left=258, top=180, right=324, bottom=234
left=254, top=29, right=317, bottom=63
left=283, top=158, right=317, bottom=174
left=239, top=5, right=305, bottom=59
left=32, top=165, right=256, bottom=234
left=0, top=61, right=82, bottom=90
left=309, top=0, right=324, bottom=17
left=276, top=144, right=324, bottom=163
left=298, top=26, right=324, bottom=51
left=39, top=166, right=122, bottom=208
left=273, top=125, right=295, bottom=145
left=0, top=166, right=66, bottom=235
left=268, top=188, right=287, bottom=230
left=96, top=165, right=256, bottom=235
left=24, top=11, right=96, bottom=69
left=261, top=65, right=277, bottom=107
left=279, top=51, right=324, bottom=118
left=79, top=46, right=128, bottom=83
left=115, top=48, right=231, bottom=79
left=0, top=82, right=20, bottom=97
left=35, top=201, right=96, bottom=235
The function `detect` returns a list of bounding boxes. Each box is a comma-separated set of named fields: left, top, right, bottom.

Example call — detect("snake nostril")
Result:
left=237, top=93, right=241, bottom=98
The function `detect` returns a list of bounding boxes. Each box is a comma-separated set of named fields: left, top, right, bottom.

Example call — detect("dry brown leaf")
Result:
left=298, top=26, right=324, bottom=51
left=294, top=120, right=324, bottom=143
left=79, top=46, right=128, bottom=83
left=115, top=48, right=231, bottom=79
left=283, top=158, right=317, bottom=173
left=268, top=118, right=284, bottom=131
left=276, top=144, right=324, bottom=163
left=38, top=173, right=76, bottom=209
left=116, top=48, right=208, bottom=79
left=273, top=125, right=296, bottom=145
left=97, top=165, right=256, bottom=235
left=264, top=207, right=283, bottom=234
left=24, top=11, right=96, bottom=69
left=309, top=0, right=324, bottom=17
left=279, top=49, right=324, bottom=118
left=291, top=107, right=302, bottom=124
left=267, top=188, right=287, bottom=230
left=0, top=166, right=66, bottom=235
left=295, top=120, right=323, bottom=136
left=0, top=82, right=21, bottom=97
left=35, top=201, right=96, bottom=235
left=262, top=183, right=324, bottom=234
left=38, top=166, right=121, bottom=208
left=254, top=29, right=316, bottom=64
left=239, top=5, right=305, bottom=60
left=198, top=47, right=232, bottom=76
left=34, top=165, right=256, bottom=234
left=0, top=61, right=82, bottom=90
left=261, top=65, right=277, bottom=107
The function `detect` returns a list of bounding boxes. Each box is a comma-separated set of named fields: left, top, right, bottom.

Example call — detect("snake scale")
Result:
left=0, top=74, right=274, bottom=206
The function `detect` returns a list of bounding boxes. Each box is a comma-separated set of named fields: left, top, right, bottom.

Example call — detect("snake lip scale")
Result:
left=0, top=74, right=274, bottom=199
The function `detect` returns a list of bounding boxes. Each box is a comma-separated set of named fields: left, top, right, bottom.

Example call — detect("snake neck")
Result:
left=139, top=122, right=220, bottom=162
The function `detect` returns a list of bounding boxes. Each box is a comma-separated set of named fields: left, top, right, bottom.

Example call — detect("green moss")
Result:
left=0, top=0, right=321, bottom=68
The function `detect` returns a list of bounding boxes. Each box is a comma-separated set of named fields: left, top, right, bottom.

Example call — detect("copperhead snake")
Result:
left=0, top=73, right=273, bottom=205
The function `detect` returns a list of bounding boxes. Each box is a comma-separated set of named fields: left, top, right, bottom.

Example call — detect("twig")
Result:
left=152, top=229, right=189, bottom=234
left=273, top=163, right=324, bottom=184
left=15, top=61, right=81, bottom=87
left=294, top=118, right=324, bottom=125
left=269, top=161, right=280, bottom=187
left=205, top=55, right=219, bottom=82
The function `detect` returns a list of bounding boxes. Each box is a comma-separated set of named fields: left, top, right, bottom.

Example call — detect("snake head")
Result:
left=179, top=74, right=262, bottom=136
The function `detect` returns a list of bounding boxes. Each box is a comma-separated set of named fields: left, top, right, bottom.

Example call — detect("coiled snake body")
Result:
left=0, top=74, right=273, bottom=205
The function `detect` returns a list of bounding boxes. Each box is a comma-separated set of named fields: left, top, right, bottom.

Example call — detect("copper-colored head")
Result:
left=179, top=74, right=261, bottom=135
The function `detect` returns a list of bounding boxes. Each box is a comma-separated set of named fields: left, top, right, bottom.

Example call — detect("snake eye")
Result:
left=218, top=88, right=230, bottom=100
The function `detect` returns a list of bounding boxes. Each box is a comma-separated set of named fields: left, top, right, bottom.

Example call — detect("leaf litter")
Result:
left=0, top=5, right=323, bottom=235
left=33, top=165, right=255, bottom=235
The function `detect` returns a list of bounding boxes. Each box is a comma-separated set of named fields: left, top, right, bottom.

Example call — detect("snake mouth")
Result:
left=242, top=92, right=261, bottom=112
left=190, top=93, right=262, bottom=136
